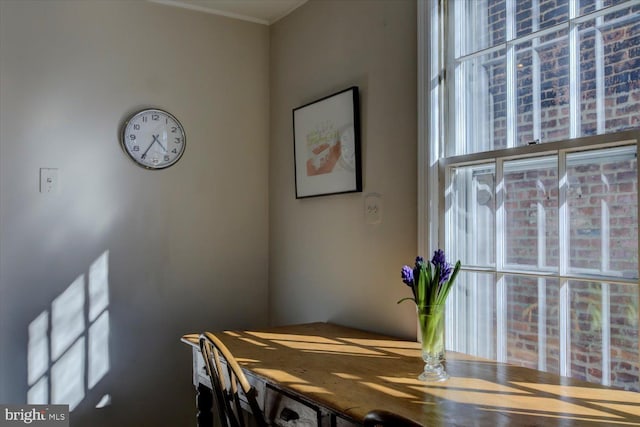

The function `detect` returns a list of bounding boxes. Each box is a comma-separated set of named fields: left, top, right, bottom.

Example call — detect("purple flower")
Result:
left=399, top=250, right=460, bottom=307
left=431, top=249, right=446, bottom=265
left=431, top=249, right=452, bottom=283
left=401, top=265, right=414, bottom=286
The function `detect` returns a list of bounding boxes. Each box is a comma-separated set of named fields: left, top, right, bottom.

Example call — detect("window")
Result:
left=448, top=0, right=640, bottom=155
left=421, top=0, right=639, bottom=391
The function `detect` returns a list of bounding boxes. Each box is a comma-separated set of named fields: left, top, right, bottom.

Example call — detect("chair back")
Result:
left=363, top=409, right=423, bottom=427
left=199, top=332, right=267, bottom=427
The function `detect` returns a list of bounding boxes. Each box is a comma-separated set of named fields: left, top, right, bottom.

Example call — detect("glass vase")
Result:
left=417, top=304, right=449, bottom=381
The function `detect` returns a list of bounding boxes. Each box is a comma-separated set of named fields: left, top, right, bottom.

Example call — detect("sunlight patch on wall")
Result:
left=89, top=253, right=109, bottom=321
left=88, top=312, right=109, bottom=389
left=95, top=394, right=111, bottom=409
left=51, top=275, right=85, bottom=361
left=27, top=312, right=49, bottom=386
left=51, top=338, right=85, bottom=409
left=27, top=250, right=111, bottom=411
left=27, top=312, right=49, bottom=405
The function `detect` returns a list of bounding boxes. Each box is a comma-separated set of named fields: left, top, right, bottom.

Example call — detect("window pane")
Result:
left=609, top=282, right=639, bottom=391
left=515, top=0, right=569, bottom=38
left=570, top=281, right=605, bottom=385
left=448, top=165, right=495, bottom=267
left=579, top=7, right=640, bottom=136
left=504, top=157, right=559, bottom=270
left=567, top=146, right=638, bottom=278
left=506, top=275, right=560, bottom=373
left=446, top=271, right=497, bottom=360
left=579, top=0, right=633, bottom=16
left=516, top=28, right=570, bottom=146
left=570, top=280, right=639, bottom=391
left=456, top=49, right=507, bottom=155
left=454, top=0, right=506, bottom=56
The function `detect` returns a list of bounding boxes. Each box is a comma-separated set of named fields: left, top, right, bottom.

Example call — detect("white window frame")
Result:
left=418, top=0, right=640, bottom=386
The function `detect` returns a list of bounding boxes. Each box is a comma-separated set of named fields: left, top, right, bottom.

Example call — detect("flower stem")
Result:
left=418, top=305, right=445, bottom=357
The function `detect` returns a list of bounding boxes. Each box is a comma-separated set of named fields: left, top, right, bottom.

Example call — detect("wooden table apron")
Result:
left=182, top=322, right=640, bottom=426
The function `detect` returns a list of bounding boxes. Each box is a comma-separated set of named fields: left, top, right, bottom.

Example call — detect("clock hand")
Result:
left=155, top=136, right=167, bottom=152
left=149, top=134, right=167, bottom=152
left=141, top=134, right=161, bottom=159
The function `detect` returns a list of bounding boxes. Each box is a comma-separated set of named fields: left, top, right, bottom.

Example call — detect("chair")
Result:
left=363, top=409, right=423, bottom=427
left=199, top=332, right=268, bottom=427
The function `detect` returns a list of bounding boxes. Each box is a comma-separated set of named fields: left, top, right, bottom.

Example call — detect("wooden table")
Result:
left=182, top=322, right=640, bottom=426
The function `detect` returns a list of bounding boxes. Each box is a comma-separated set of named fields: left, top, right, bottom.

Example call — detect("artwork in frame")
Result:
left=293, top=86, right=362, bottom=198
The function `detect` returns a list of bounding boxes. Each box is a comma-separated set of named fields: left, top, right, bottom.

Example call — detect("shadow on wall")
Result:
left=27, top=251, right=111, bottom=411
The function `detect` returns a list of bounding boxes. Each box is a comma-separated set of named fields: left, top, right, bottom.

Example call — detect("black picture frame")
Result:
left=292, top=86, right=362, bottom=198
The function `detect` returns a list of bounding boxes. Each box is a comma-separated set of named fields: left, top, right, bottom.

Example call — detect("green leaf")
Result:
left=417, top=264, right=427, bottom=307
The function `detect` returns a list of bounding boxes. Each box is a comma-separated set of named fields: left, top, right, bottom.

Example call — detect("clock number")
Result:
left=142, top=116, right=148, bottom=123
left=132, top=146, right=140, bottom=152
left=133, top=124, right=140, bottom=130
left=129, top=134, right=136, bottom=140
left=172, top=148, right=178, bottom=154
left=164, top=155, right=171, bottom=162
left=174, top=137, right=182, bottom=144
left=152, top=114, right=159, bottom=121
left=171, top=127, right=177, bottom=133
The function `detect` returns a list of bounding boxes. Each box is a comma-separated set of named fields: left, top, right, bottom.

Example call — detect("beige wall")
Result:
left=268, top=0, right=418, bottom=339
left=0, top=1, right=269, bottom=425
left=0, top=0, right=418, bottom=425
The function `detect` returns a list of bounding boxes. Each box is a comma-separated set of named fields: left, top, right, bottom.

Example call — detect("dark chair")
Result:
left=199, top=332, right=268, bottom=427
left=363, top=409, right=423, bottom=427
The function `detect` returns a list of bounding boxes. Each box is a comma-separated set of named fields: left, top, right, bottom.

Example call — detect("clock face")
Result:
left=121, top=108, right=186, bottom=169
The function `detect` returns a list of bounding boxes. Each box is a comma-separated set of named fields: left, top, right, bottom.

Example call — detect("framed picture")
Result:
left=293, top=86, right=362, bottom=198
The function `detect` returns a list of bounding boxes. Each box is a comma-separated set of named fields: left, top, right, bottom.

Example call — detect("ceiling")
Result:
left=148, top=0, right=308, bottom=25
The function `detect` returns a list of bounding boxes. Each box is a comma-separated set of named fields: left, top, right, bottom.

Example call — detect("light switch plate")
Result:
left=40, top=168, right=59, bottom=193
left=364, top=193, right=382, bottom=224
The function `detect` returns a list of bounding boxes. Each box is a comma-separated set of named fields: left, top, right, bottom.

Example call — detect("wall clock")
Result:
left=121, top=108, right=186, bottom=169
